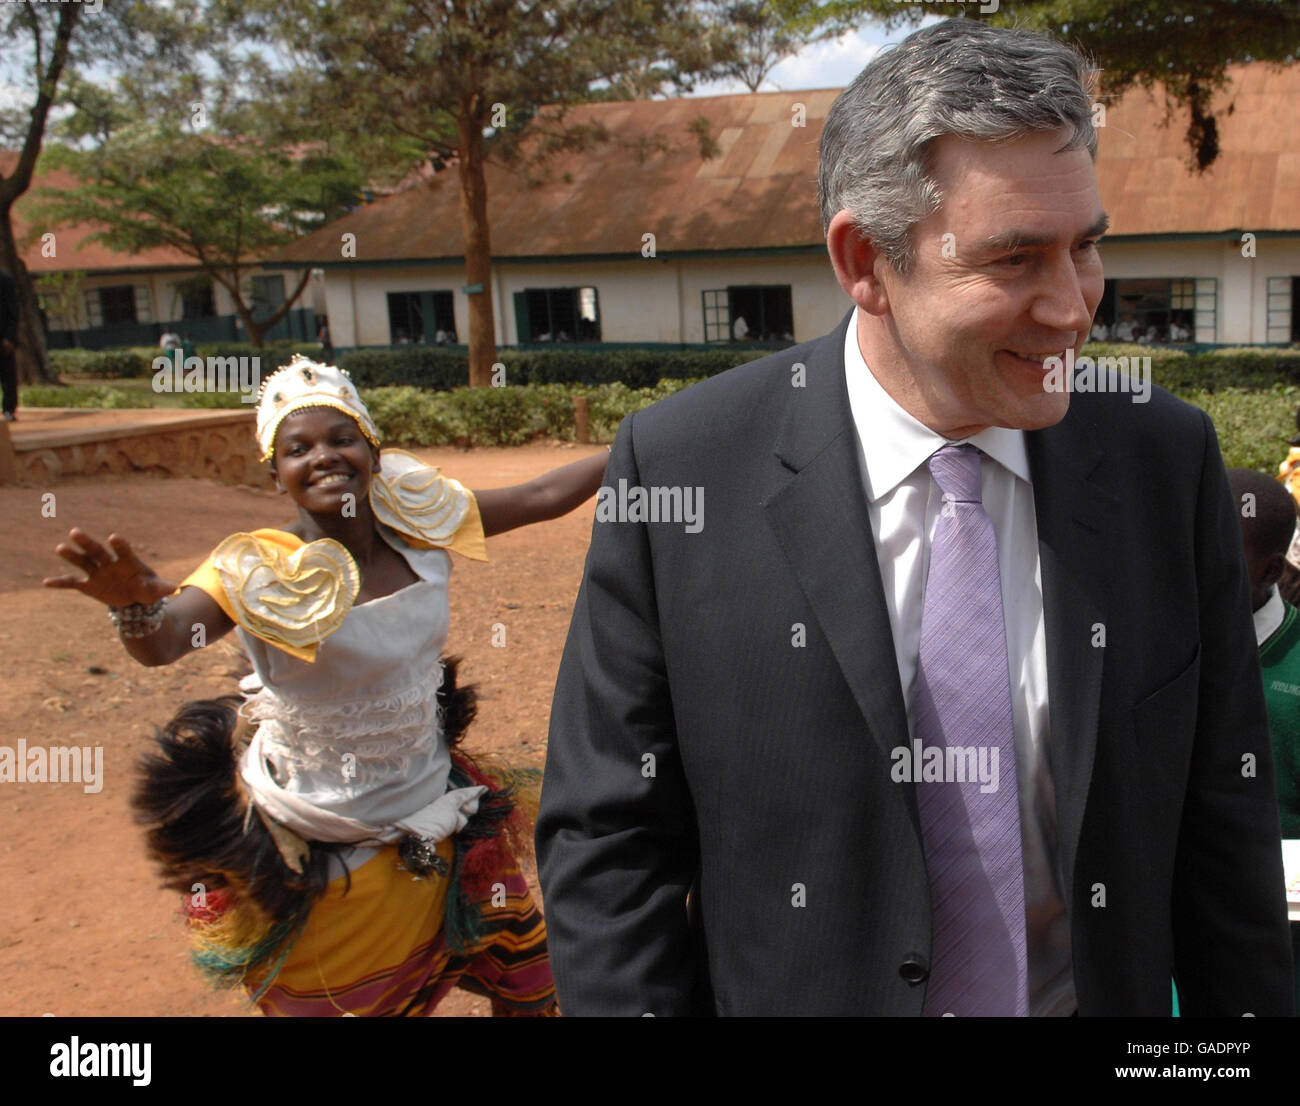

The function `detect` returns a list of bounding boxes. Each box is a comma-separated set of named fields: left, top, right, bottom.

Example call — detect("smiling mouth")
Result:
left=1000, top=349, right=1067, bottom=370
left=311, top=472, right=353, bottom=488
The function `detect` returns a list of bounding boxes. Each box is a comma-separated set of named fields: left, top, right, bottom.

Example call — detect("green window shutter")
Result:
left=513, top=291, right=530, bottom=343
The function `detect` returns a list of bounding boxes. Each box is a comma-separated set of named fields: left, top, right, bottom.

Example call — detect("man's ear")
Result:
left=1263, top=551, right=1288, bottom=589
left=826, top=210, right=893, bottom=317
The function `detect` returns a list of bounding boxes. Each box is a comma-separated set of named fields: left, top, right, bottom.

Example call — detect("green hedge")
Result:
left=48, top=341, right=323, bottom=380
left=359, top=379, right=698, bottom=447
left=339, top=346, right=779, bottom=390
left=20, top=384, right=153, bottom=408
left=21, top=345, right=1300, bottom=473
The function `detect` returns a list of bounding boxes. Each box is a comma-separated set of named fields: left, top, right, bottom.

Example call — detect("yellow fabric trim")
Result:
left=177, top=529, right=360, bottom=663
left=369, top=449, right=488, bottom=562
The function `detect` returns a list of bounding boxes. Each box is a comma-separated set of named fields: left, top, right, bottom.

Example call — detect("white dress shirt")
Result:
left=842, top=309, right=1077, bottom=1016
left=1255, top=585, right=1285, bottom=647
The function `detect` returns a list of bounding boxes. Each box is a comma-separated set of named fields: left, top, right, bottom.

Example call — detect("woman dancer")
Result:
left=44, top=355, right=608, bottom=1016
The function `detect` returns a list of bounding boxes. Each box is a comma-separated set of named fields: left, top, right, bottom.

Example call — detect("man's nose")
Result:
left=1031, top=252, right=1094, bottom=337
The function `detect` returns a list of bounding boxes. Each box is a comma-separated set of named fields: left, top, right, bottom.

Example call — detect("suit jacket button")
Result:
left=899, top=954, right=929, bottom=985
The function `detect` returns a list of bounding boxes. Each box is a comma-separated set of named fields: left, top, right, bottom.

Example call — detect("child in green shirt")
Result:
left=1229, top=468, right=1300, bottom=1010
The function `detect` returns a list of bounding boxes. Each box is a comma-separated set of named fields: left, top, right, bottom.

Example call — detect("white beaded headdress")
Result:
left=255, top=354, right=381, bottom=461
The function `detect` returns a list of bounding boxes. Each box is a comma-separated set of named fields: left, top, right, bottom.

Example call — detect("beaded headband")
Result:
left=255, top=354, right=380, bottom=461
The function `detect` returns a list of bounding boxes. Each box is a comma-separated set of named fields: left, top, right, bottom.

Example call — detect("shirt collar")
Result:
left=1255, top=584, right=1285, bottom=646
left=843, top=307, right=1032, bottom=502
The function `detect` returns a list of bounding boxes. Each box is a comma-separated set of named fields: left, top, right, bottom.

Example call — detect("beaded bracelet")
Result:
left=108, top=596, right=168, bottom=637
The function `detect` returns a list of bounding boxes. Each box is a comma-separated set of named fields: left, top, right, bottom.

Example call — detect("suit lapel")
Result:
left=762, top=314, right=1117, bottom=892
left=1024, top=413, right=1116, bottom=913
left=762, top=310, right=916, bottom=820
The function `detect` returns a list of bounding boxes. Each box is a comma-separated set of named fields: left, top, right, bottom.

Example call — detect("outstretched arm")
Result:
left=43, top=528, right=234, bottom=667
left=474, top=449, right=608, bottom=538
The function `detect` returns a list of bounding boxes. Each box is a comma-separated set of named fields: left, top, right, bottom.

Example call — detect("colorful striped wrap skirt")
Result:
left=184, top=754, right=557, bottom=1017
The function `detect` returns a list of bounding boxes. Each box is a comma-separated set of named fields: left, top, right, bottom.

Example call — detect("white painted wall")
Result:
left=318, top=237, right=1300, bottom=350
left=1096, top=238, right=1300, bottom=344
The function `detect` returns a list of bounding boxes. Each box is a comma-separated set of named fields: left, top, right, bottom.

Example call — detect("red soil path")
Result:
left=0, top=441, right=605, bottom=1016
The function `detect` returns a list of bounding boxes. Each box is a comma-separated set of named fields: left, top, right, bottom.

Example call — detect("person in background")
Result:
left=160, top=329, right=182, bottom=351
left=317, top=319, right=333, bottom=361
left=1274, top=407, right=1300, bottom=606
left=0, top=265, right=20, bottom=422
left=1229, top=467, right=1300, bottom=1010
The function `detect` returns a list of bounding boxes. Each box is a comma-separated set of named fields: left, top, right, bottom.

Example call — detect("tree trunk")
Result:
left=457, top=101, right=496, bottom=389
left=0, top=5, right=81, bottom=385
left=0, top=209, right=55, bottom=383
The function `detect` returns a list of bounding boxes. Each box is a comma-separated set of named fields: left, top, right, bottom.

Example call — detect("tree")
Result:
left=797, top=0, right=1300, bottom=171
left=30, top=98, right=367, bottom=348
left=703, top=0, right=838, bottom=92
left=34, top=269, right=85, bottom=346
left=245, top=0, right=729, bottom=386
left=0, top=5, right=81, bottom=383
left=0, top=0, right=205, bottom=382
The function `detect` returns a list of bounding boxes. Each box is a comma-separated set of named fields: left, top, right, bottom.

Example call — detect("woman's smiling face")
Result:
left=270, top=407, right=380, bottom=512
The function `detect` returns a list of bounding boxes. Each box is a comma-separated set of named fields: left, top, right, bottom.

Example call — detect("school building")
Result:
left=269, top=62, right=1300, bottom=352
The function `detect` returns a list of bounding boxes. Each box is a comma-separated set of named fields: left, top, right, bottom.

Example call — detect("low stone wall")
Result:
left=4, top=410, right=273, bottom=489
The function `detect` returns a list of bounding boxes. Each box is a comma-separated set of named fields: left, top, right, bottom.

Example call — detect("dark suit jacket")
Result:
left=537, top=309, right=1295, bottom=1016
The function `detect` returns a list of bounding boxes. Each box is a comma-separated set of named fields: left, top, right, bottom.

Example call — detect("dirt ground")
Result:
left=0, top=440, right=606, bottom=1017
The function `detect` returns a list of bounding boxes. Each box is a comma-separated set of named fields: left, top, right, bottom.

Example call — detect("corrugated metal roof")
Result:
left=6, top=61, right=1296, bottom=278
left=4, top=152, right=196, bottom=273
left=270, top=64, right=1300, bottom=266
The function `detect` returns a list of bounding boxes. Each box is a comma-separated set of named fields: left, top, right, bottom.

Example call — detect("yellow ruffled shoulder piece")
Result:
left=178, top=529, right=359, bottom=663
left=369, top=449, right=487, bottom=562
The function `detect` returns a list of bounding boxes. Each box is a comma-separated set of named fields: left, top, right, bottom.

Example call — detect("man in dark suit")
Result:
left=0, top=265, right=19, bottom=421
left=536, top=19, right=1294, bottom=1015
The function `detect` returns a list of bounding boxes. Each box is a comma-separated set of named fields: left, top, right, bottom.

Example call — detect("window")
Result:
left=387, top=290, right=456, bottom=344
left=702, top=285, right=793, bottom=343
left=84, top=284, right=152, bottom=328
left=249, top=274, right=285, bottom=319
left=702, top=289, right=729, bottom=343
left=175, top=279, right=216, bottom=320
left=1266, top=277, right=1300, bottom=344
left=1091, top=278, right=1203, bottom=344
left=514, top=287, right=600, bottom=343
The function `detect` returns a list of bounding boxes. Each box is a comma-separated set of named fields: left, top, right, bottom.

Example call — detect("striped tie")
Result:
left=914, top=443, right=1027, bottom=1016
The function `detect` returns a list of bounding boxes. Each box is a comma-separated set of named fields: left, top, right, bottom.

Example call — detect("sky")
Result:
left=684, top=17, right=940, bottom=97
left=0, top=16, right=937, bottom=117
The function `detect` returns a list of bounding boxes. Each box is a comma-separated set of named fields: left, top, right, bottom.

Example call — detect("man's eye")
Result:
left=1004, top=254, right=1028, bottom=266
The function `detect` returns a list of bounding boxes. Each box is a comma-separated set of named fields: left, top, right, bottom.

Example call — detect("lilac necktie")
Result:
left=914, top=443, right=1028, bottom=1016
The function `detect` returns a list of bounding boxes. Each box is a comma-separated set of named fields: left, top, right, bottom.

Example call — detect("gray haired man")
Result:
left=537, top=19, right=1293, bottom=1016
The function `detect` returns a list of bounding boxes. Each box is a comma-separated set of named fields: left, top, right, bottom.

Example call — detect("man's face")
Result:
left=873, top=128, right=1106, bottom=438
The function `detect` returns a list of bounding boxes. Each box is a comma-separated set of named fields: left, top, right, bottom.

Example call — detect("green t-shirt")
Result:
left=1260, top=601, right=1300, bottom=838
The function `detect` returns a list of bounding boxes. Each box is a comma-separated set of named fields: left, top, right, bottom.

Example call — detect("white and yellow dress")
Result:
left=173, top=451, right=555, bottom=1016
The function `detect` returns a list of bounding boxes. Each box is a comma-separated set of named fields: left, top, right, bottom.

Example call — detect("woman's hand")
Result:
left=43, top=528, right=178, bottom=607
